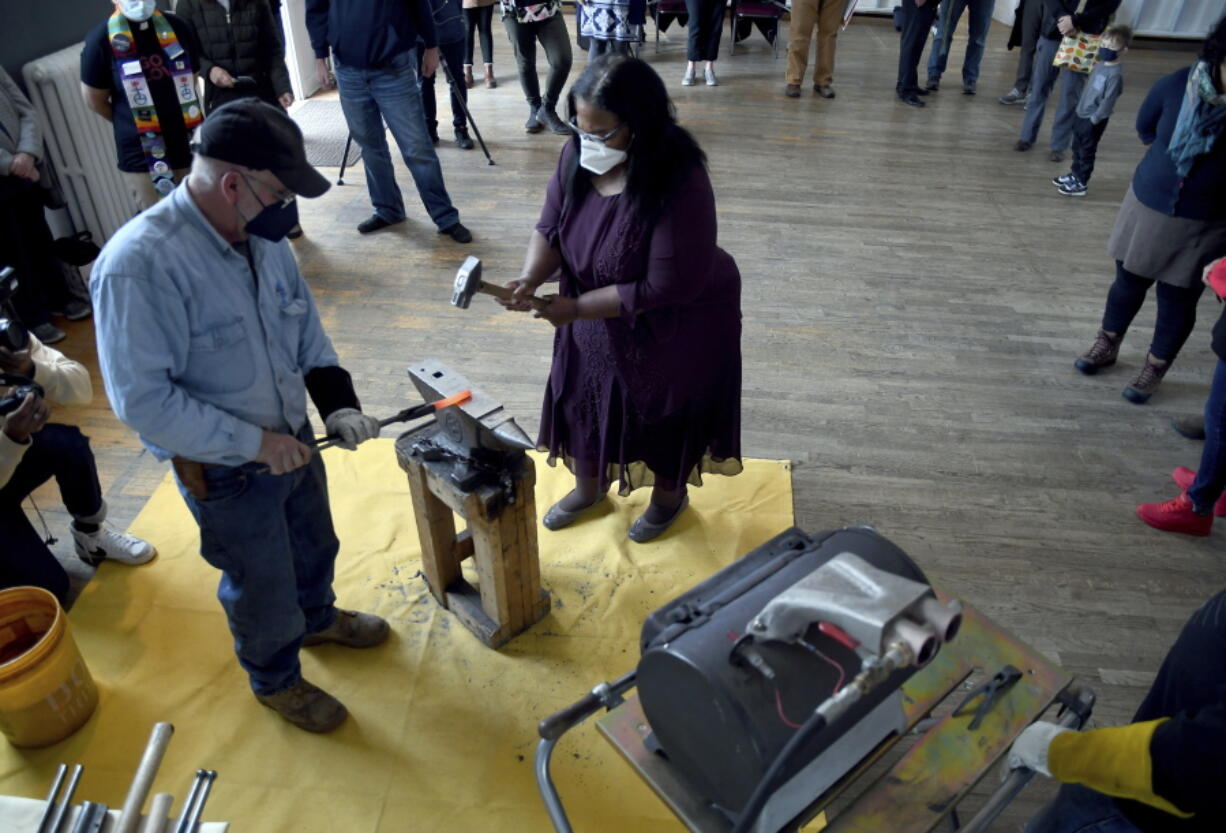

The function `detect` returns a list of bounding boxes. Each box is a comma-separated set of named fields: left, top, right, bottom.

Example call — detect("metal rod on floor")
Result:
left=337, top=134, right=354, bottom=185
left=437, top=59, right=496, bottom=166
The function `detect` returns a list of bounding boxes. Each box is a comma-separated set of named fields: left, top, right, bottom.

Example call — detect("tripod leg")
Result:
left=438, top=59, right=496, bottom=166
left=337, top=134, right=354, bottom=185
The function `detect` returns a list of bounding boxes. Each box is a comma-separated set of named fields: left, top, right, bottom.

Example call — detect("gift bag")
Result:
left=1053, top=31, right=1101, bottom=74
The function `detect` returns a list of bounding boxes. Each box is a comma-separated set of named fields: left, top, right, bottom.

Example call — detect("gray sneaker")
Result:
left=256, top=679, right=348, bottom=733
left=998, top=88, right=1026, bottom=105
left=31, top=322, right=66, bottom=345
left=57, top=299, right=92, bottom=321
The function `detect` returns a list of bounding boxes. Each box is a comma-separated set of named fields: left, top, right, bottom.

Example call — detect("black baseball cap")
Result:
left=193, top=99, right=330, bottom=199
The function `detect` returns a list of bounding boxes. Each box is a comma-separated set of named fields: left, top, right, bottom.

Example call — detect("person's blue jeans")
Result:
left=1019, top=35, right=1087, bottom=151
left=925, top=0, right=994, bottom=86
left=334, top=50, right=461, bottom=231
left=1025, top=783, right=1144, bottom=833
left=178, top=427, right=341, bottom=695
left=1189, top=359, right=1226, bottom=514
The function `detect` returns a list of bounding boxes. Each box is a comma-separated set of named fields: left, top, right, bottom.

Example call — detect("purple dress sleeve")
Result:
left=614, top=165, right=718, bottom=326
left=534, top=143, right=572, bottom=247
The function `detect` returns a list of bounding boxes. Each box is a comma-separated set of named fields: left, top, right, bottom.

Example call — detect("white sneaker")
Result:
left=682, top=67, right=695, bottom=86
left=704, top=67, right=719, bottom=86
left=72, top=524, right=157, bottom=567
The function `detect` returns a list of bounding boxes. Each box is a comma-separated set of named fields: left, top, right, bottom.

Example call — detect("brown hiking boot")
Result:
left=1074, top=329, right=1121, bottom=375
left=256, top=679, right=348, bottom=733
left=302, top=609, right=390, bottom=648
left=1123, top=354, right=1169, bottom=404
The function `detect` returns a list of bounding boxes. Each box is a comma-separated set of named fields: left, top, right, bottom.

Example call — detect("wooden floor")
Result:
left=38, top=14, right=1217, bottom=829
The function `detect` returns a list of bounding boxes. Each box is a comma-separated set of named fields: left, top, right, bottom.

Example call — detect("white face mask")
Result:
left=579, top=134, right=628, bottom=176
left=119, top=0, right=157, bottom=22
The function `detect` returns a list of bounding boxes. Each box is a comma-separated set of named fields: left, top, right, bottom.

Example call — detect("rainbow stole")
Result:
left=107, top=11, right=202, bottom=199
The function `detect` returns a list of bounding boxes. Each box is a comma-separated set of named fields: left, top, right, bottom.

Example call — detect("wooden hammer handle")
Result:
left=479, top=280, right=549, bottom=311
left=114, top=722, right=174, bottom=833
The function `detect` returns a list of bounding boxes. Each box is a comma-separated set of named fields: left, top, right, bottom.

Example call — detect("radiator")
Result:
left=22, top=44, right=135, bottom=244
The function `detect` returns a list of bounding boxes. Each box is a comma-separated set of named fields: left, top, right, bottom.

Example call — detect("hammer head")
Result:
left=451, top=256, right=483, bottom=309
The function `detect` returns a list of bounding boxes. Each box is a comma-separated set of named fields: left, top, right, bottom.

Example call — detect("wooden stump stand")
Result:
left=396, top=432, right=550, bottom=648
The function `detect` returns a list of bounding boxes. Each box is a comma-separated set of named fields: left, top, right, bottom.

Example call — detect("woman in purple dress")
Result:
left=503, top=54, right=742, bottom=543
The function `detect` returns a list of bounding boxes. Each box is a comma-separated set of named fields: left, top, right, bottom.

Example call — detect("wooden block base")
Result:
left=396, top=428, right=550, bottom=649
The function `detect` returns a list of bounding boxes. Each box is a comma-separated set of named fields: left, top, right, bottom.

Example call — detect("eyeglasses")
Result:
left=568, top=117, right=624, bottom=145
left=241, top=172, right=295, bottom=209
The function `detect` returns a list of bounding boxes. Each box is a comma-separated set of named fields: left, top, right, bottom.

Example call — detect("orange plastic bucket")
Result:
left=0, top=586, right=98, bottom=747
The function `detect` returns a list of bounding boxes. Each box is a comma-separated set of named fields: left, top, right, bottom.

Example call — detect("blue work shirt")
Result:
left=91, top=183, right=339, bottom=466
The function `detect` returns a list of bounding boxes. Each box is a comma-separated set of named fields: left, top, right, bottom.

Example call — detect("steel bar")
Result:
left=46, top=764, right=83, bottom=833
left=955, top=687, right=1096, bottom=833
left=181, top=770, right=218, bottom=832
left=35, top=764, right=68, bottom=833
left=172, top=770, right=206, bottom=833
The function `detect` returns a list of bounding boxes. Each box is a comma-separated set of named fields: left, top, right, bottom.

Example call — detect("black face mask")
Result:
left=1097, top=47, right=1120, bottom=62
left=239, top=175, right=299, bottom=242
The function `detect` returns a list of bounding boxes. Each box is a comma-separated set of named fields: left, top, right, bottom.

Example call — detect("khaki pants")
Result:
left=785, top=0, right=843, bottom=87
left=123, top=167, right=190, bottom=213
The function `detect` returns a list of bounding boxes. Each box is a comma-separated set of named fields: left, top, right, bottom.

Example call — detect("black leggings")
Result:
left=466, top=6, right=495, bottom=65
left=1101, top=261, right=1205, bottom=363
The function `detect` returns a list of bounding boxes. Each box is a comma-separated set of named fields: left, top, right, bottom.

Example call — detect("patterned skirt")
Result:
left=579, top=0, right=646, bottom=43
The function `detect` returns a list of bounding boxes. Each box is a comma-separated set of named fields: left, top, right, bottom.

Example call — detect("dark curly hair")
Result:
left=1201, top=13, right=1226, bottom=89
left=563, top=54, right=707, bottom=222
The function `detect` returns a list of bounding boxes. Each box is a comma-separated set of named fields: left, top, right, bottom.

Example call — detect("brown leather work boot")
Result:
left=1074, top=329, right=1121, bottom=375
left=302, top=609, right=390, bottom=648
left=1123, top=355, right=1169, bottom=404
left=256, top=679, right=348, bottom=733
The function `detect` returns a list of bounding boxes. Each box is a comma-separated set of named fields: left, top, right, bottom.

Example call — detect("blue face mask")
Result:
left=1098, top=47, right=1120, bottom=62
left=239, top=174, right=299, bottom=243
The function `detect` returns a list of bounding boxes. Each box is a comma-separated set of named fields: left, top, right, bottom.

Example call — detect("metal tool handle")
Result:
left=36, top=764, right=68, bottom=833
left=955, top=686, right=1096, bottom=833
left=537, top=672, right=637, bottom=742
left=47, top=764, right=83, bottom=833
left=114, top=722, right=175, bottom=833
left=182, top=771, right=218, bottom=832
left=172, top=772, right=206, bottom=833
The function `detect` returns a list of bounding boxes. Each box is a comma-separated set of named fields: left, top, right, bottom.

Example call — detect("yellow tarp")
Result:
left=0, top=442, right=792, bottom=832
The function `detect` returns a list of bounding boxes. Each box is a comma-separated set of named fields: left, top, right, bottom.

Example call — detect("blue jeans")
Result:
left=925, top=0, right=994, bottom=86
left=1019, top=35, right=1087, bottom=151
left=334, top=50, right=461, bottom=230
left=1025, top=784, right=1143, bottom=833
left=178, top=428, right=340, bottom=695
left=1189, top=359, right=1226, bottom=514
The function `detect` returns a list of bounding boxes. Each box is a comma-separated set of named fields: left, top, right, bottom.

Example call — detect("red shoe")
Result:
left=1137, top=493, right=1213, bottom=536
left=1171, top=467, right=1226, bottom=516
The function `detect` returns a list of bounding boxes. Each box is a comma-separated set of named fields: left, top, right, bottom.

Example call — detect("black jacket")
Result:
left=1119, top=590, right=1226, bottom=832
left=306, top=0, right=437, bottom=69
left=177, top=0, right=292, bottom=111
left=1040, top=0, right=1121, bottom=40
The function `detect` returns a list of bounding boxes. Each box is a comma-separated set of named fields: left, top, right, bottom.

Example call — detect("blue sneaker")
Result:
left=1052, top=172, right=1078, bottom=187
left=1059, top=179, right=1087, bottom=197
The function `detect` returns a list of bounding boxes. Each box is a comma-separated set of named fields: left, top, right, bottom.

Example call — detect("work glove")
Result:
left=1006, top=721, right=1071, bottom=777
left=324, top=408, right=380, bottom=451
